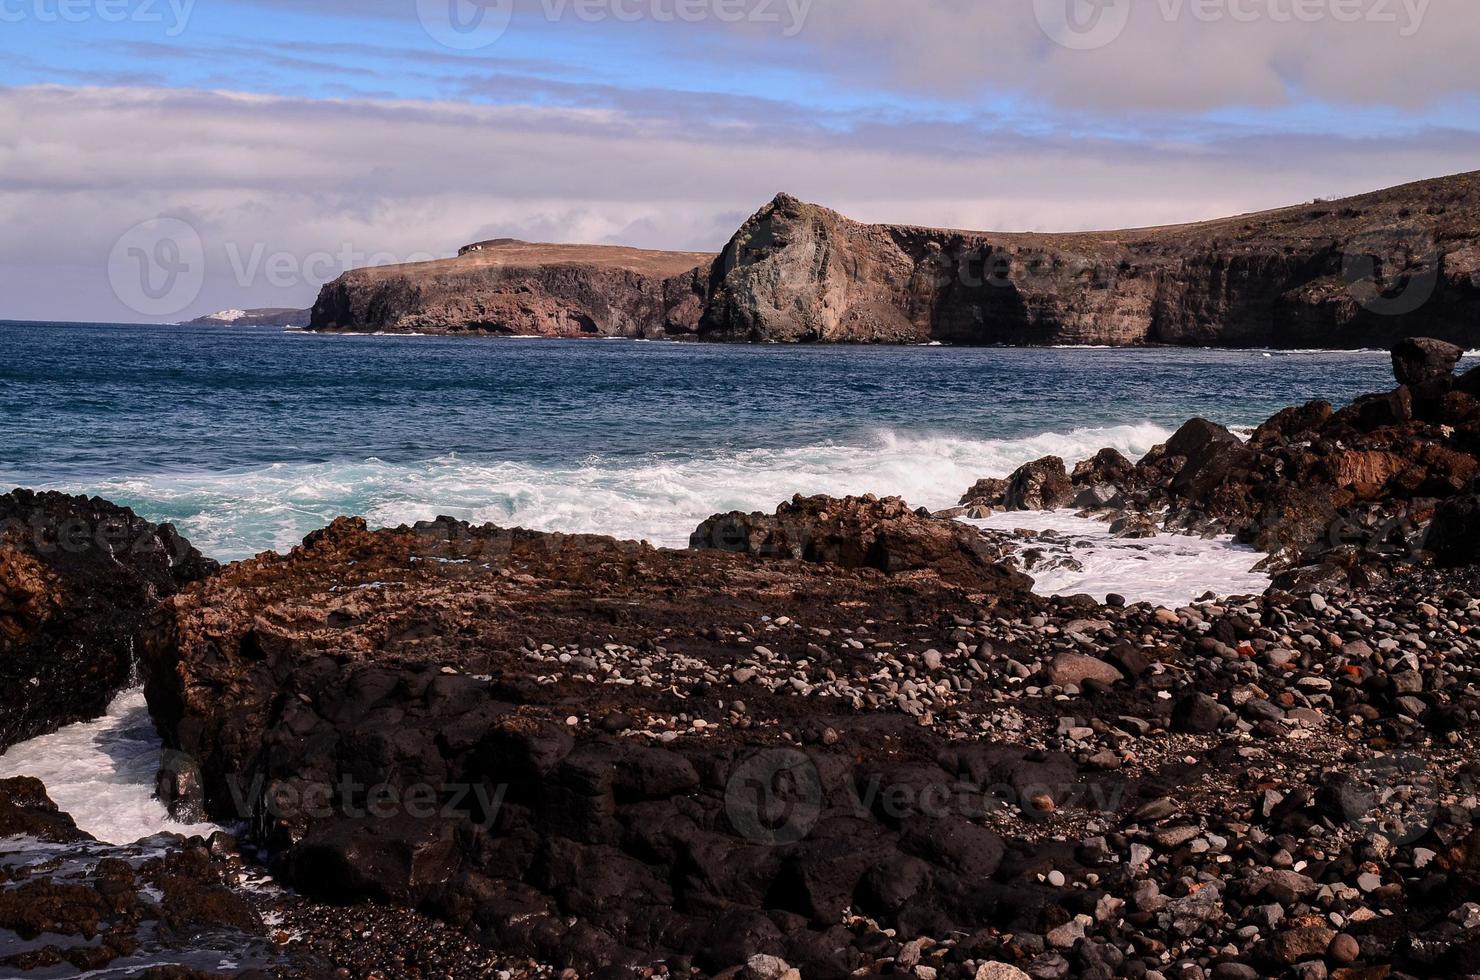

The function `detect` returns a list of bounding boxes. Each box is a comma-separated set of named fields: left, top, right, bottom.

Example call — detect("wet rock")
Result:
left=0, top=489, right=217, bottom=751
left=1005, top=457, right=1075, bottom=511
left=1392, top=337, right=1463, bottom=388
left=0, top=776, right=90, bottom=843
left=691, top=493, right=1033, bottom=592
left=960, top=478, right=1009, bottom=508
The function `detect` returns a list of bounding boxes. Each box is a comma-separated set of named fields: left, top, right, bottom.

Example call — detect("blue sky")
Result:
left=3, top=0, right=1479, bottom=321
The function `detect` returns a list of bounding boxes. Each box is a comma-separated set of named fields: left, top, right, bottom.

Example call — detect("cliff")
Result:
left=702, top=172, right=1480, bottom=346
left=308, top=171, right=1480, bottom=346
left=309, top=240, right=713, bottom=337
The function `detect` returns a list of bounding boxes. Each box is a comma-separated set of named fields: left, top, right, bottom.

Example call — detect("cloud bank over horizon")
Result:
left=2, top=0, right=1478, bottom=321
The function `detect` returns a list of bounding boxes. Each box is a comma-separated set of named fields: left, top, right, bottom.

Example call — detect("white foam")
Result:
left=964, top=511, right=1269, bottom=606
left=0, top=688, right=219, bottom=845
left=83, top=424, right=1173, bottom=561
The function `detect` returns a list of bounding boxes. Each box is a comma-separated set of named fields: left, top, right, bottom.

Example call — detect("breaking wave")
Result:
left=75, top=424, right=1173, bottom=562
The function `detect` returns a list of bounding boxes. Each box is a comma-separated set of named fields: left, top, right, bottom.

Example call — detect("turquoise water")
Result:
left=0, top=320, right=1420, bottom=560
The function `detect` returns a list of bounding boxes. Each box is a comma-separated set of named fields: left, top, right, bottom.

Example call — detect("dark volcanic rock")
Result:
left=0, top=776, right=89, bottom=842
left=954, top=337, right=1480, bottom=588
left=0, top=489, right=217, bottom=751
left=0, top=780, right=276, bottom=977
left=141, top=516, right=1083, bottom=974
left=1392, top=336, right=1464, bottom=387
left=1072, top=448, right=1135, bottom=487
left=690, top=493, right=1033, bottom=592
left=1428, top=493, right=1480, bottom=565
left=1004, top=457, right=1074, bottom=511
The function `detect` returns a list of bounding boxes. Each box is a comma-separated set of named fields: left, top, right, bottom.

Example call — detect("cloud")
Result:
left=222, top=0, right=1480, bottom=114
left=1, top=83, right=1477, bottom=322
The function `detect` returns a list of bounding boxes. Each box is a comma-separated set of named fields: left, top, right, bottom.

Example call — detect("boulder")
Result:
left=1172, top=693, right=1225, bottom=734
left=1004, top=457, right=1075, bottom=511
left=0, top=489, right=217, bottom=751
left=1163, top=419, right=1252, bottom=500
left=959, top=477, right=1008, bottom=508
left=0, top=776, right=90, bottom=843
left=691, top=494, right=1033, bottom=593
left=1072, top=448, right=1135, bottom=487
left=1392, top=336, right=1464, bottom=387
left=1048, top=653, right=1125, bottom=689
left=1426, top=494, right=1480, bottom=565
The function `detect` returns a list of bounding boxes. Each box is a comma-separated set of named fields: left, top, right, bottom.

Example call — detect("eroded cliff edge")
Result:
left=310, top=240, right=713, bottom=338
left=309, top=170, right=1480, bottom=346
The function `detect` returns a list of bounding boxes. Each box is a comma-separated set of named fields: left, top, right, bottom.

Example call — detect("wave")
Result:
left=966, top=511, right=1268, bottom=607
left=73, top=424, right=1172, bottom=563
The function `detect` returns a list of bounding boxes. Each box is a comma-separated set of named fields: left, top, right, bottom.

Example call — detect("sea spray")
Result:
left=77, top=423, right=1173, bottom=561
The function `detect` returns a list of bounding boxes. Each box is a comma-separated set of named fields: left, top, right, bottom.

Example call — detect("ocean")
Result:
left=0, top=319, right=1424, bottom=563
left=0, top=318, right=1453, bottom=851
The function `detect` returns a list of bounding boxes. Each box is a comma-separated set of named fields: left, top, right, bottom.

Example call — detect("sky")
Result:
left=2, top=0, right=1479, bottom=322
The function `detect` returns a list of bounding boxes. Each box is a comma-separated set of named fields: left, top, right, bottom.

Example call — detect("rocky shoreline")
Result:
left=4, top=340, right=1480, bottom=978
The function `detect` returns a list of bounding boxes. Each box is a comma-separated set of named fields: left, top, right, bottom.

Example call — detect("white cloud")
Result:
left=1, top=83, right=1476, bottom=321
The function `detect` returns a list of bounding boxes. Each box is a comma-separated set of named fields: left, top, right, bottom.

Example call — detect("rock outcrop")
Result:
left=689, top=493, right=1032, bottom=593
left=141, top=513, right=1076, bottom=973
left=0, top=779, right=275, bottom=977
left=962, top=338, right=1480, bottom=590
left=0, top=490, right=217, bottom=751
left=701, top=173, right=1480, bottom=347
left=309, top=240, right=713, bottom=337
left=136, top=510, right=1480, bottom=977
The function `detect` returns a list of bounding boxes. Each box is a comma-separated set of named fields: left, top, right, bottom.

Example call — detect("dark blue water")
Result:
left=0, top=320, right=1420, bottom=559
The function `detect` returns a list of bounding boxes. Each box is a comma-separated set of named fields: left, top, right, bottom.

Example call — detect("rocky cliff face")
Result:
left=310, top=240, right=712, bottom=337
left=307, top=171, right=1480, bottom=346
left=701, top=172, right=1480, bottom=347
